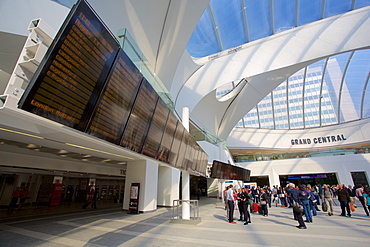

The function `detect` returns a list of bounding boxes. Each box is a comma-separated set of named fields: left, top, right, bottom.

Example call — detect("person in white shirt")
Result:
left=226, top=185, right=236, bottom=223
left=356, top=185, right=370, bottom=216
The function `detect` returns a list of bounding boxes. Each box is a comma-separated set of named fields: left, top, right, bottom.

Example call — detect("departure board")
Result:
left=175, top=129, right=188, bottom=169
left=18, top=0, right=209, bottom=176
left=19, top=0, right=120, bottom=130
left=86, top=49, right=142, bottom=143
left=120, top=79, right=158, bottom=152
left=210, top=160, right=250, bottom=181
left=142, top=98, right=169, bottom=158
left=157, top=111, right=177, bottom=163
left=168, top=121, right=184, bottom=166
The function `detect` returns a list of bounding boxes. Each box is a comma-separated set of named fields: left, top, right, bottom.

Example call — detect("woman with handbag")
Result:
left=260, top=188, right=268, bottom=216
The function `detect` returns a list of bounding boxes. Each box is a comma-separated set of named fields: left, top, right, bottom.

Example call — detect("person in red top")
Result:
left=7, top=186, right=20, bottom=212
left=18, top=187, right=29, bottom=210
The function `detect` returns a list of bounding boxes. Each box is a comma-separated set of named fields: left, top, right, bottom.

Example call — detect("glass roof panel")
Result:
left=355, top=0, right=370, bottom=9
left=298, top=0, right=322, bottom=25
left=288, top=71, right=304, bottom=129
left=304, top=60, right=325, bottom=128
left=340, top=50, right=370, bottom=122
left=324, top=0, right=352, bottom=18
left=273, top=0, right=296, bottom=33
left=210, top=0, right=247, bottom=50
left=186, top=8, right=220, bottom=57
left=244, top=0, right=272, bottom=42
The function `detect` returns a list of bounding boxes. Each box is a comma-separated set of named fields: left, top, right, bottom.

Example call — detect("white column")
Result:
left=123, top=159, right=158, bottom=212
left=157, top=166, right=180, bottom=206
left=269, top=167, right=281, bottom=187
left=182, top=107, right=190, bottom=219
left=218, top=142, right=224, bottom=161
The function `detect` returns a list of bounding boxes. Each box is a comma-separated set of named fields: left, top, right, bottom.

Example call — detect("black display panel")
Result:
left=142, top=98, right=169, bottom=158
left=210, top=160, right=251, bottom=181
left=157, top=110, right=177, bottom=163
left=168, top=121, right=184, bottom=166
left=175, top=129, right=188, bottom=169
left=120, top=79, right=158, bottom=152
left=86, top=49, right=142, bottom=143
left=19, top=0, right=120, bottom=130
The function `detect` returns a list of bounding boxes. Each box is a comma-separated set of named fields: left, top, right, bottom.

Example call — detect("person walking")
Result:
left=17, top=187, right=29, bottom=210
left=337, top=184, right=351, bottom=217
left=356, top=185, right=370, bottom=216
left=226, top=185, right=236, bottom=223
left=298, top=185, right=313, bottom=223
left=7, top=186, right=20, bottom=213
left=347, top=185, right=357, bottom=208
left=286, top=183, right=306, bottom=229
left=322, top=184, right=334, bottom=216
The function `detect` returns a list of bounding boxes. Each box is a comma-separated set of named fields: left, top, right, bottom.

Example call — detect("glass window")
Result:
left=324, top=0, right=352, bottom=18
left=244, top=0, right=272, bottom=42
left=340, top=50, right=370, bottom=122
left=273, top=0, right=296, bottom=33
left=186, top=8, right=220, bottom=57
left=210, top=0, right=247, bottom=50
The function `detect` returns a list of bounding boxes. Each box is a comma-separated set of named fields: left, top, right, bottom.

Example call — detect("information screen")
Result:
left=142, top=98, right=169, bottom=158
left=210, top=160, right=250, bottom=181
left=157, top=110, right=177, bottom=163
left=86, top=49, right=142, bottom=143
left=120, top=79, right=158, bottom=153
left=168, top=121, right=184, bottom=166
left=19, top=0, right=120, bottom=130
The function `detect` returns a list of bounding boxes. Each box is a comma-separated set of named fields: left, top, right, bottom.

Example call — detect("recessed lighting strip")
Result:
left=0, top=127, right=44, bottom=139
left=65, top=143, right=134, bottom=160
left=0, top=127, right=133, bottom=160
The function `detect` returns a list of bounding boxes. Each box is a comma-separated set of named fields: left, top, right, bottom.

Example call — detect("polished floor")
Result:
left=0, top=197, right=369, bottom=247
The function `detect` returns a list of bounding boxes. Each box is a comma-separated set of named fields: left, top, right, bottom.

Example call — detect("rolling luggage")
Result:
left=253, top=202, right=258, bottom=212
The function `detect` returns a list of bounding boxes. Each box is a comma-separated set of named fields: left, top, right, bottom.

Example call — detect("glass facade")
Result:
left=240, top=49, right=370, bottom=130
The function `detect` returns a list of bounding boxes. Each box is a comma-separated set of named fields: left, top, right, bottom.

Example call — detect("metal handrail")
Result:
left=172, top=199, right=200, bottom=220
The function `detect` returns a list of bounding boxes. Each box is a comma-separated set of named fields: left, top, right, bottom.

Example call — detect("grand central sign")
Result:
left=291, top=134, right=347, bottom=145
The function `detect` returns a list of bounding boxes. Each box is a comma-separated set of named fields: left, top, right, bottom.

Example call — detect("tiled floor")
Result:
left=0, top=197, right=369, bottom=246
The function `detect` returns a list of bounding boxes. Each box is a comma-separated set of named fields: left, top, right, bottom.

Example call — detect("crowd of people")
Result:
left=222, top=183, right=370, bottom=229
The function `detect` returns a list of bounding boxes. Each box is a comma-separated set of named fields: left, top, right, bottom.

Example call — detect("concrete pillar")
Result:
left=218, top=142, right=224, bottom=161
left=182, top=107, right=190, bottom=219
left=123, top=159, right=158, bottom=212
left=269, top=167, right=281, bottom=187
left=157, top=166, right=180, bottom=206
